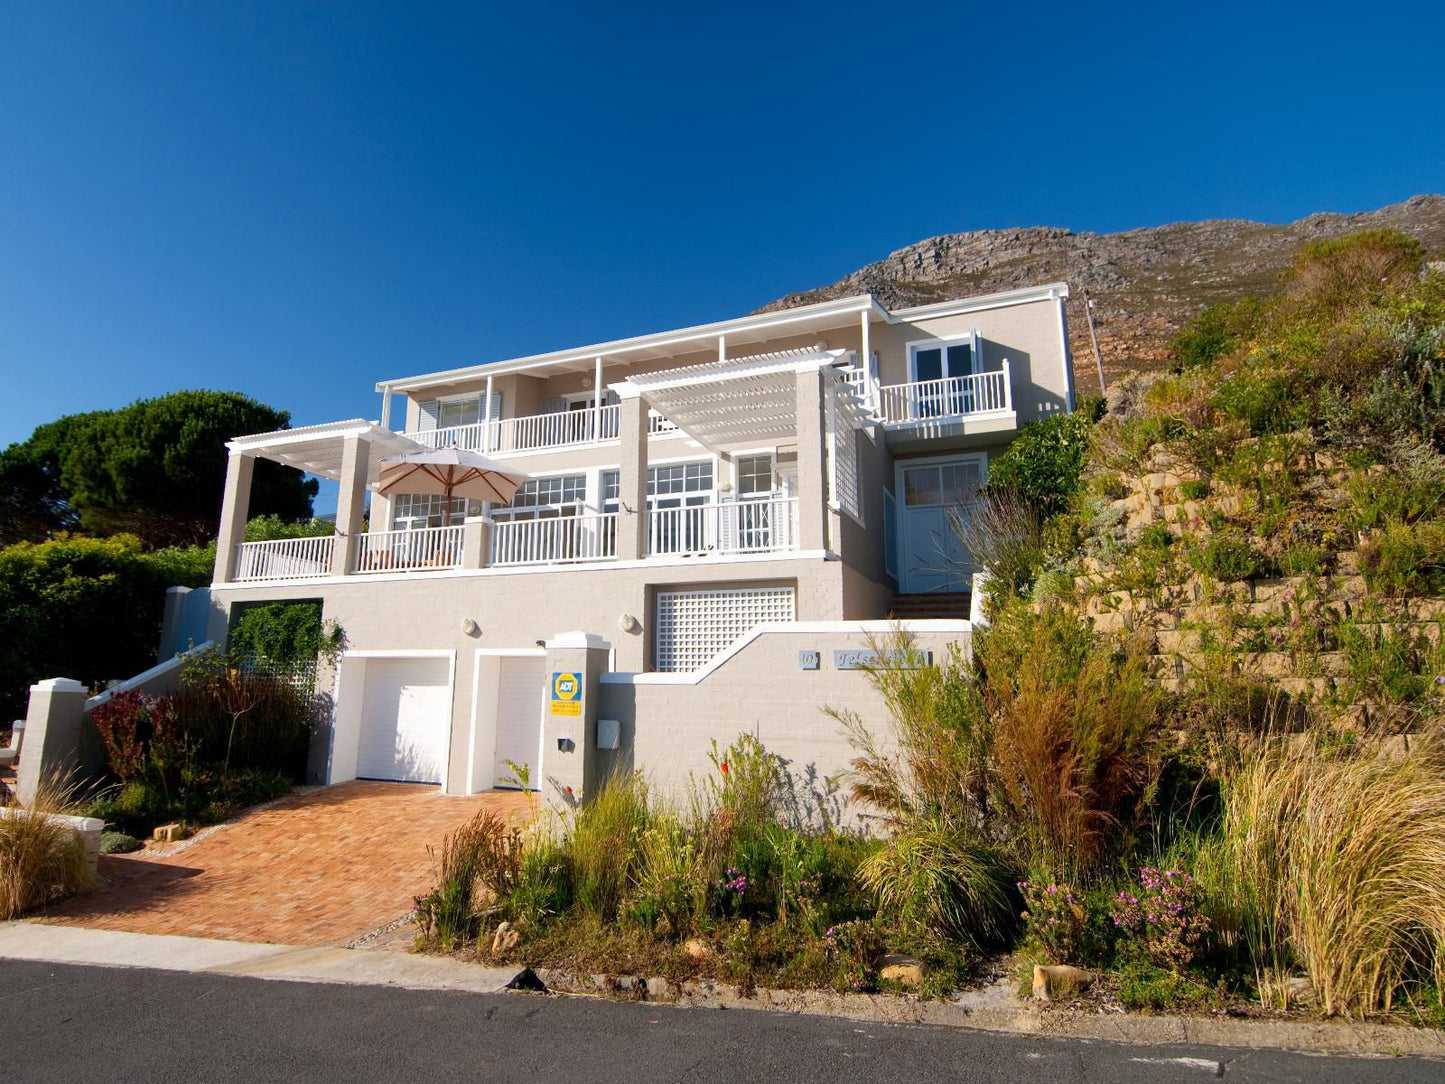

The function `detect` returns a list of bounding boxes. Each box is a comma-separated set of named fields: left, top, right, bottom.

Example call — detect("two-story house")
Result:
left=195, top=282, right=1074, bottom=803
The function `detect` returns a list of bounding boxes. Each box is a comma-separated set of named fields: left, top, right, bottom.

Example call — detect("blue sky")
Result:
left=2, top=2, right=1442, bottom=513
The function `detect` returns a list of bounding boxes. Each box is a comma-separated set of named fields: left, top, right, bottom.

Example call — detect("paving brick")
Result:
left=38, top=781, right=531, bottom=947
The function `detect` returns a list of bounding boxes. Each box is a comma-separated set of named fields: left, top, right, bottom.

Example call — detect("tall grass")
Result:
left=858, top=828, right=1013, bottom=947
left=415, top=808, right=523, bottom=949
left=0, top=776, right=97, bottom=920
left=570, top=771, right=651, bottom=920
left=1210, top=733, right=1445, bottom=1017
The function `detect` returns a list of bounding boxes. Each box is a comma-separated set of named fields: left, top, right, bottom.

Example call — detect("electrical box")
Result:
left=596, top=718, right=621, bottom=750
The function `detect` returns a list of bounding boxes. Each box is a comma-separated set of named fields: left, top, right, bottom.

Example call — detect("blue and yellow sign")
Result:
left=550, top=671, right=582, bottom=716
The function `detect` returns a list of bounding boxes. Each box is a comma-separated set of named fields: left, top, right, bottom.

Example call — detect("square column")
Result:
left=332, top=435, right=371, bottom=576
left=795, top=366, right=829, bottom=552
left=541, top=631, right=614, bottom=812
left=212, top=451, right=255, bottom=584
left=616, top=394, right=649, bottom=560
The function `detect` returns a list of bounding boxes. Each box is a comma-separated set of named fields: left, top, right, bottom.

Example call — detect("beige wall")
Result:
left=209, top=555, right=859, bottom=794
left=599, top=625, right=971, bottom=827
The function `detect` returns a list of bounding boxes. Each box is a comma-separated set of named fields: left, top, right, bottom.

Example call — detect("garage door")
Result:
left=356, top=657, right=452, bottom=784
left=493, top=656, right=544, bottom=789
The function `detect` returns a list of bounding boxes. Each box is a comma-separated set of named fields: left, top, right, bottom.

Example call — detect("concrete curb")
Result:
left=0, top=922, right=518, bottom=995
left=533, top=968, right=1445, bottom=1059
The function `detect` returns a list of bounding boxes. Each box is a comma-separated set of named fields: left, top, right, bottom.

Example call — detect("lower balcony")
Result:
left=225, top=498, right=801, bottom=583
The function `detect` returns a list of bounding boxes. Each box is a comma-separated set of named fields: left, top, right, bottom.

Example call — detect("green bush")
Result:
left=1358, top=520, right=1445, bottom=596
left=1178, top=479, right=1210, bottom=501
left=100, top=831, right=143, bottom=855
left=985, top=402, right=1102, bottom=517
left=1170, top=297, right=1262, bottom=370
left=1189, top=529, right=1263, bottom=582
left=229, top=600, right=343, bottom=667
left=0, top=534, right=212, bottom=720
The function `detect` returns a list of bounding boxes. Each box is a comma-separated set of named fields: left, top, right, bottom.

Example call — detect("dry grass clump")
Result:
left=0, top=776, right=97, bottom=919
left=1212, top=732, right=1445, bottom=1017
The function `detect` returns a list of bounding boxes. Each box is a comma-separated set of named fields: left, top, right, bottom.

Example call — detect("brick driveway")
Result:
left=38, top=781, right=533, bottom=947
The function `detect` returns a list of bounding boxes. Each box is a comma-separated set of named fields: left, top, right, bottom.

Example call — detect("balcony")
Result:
left=408, top=405, right=678, bottom=458
left=226, top=498, right=801, bottom=584
left=877, top=363, right=1012, bottom=425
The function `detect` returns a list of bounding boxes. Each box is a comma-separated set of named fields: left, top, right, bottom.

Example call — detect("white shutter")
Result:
left=418, top=399, right=440, bottom=431
left=487, top=392, right=503, bottom=421
left=356, top=658, right=451, bottom=783
left=492, top=657, right=544, bottom=789
left=971, top=328, right=983, bottom=374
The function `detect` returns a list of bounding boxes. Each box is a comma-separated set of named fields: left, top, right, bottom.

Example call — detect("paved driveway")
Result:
left=39, top=781, right=533, bottom=947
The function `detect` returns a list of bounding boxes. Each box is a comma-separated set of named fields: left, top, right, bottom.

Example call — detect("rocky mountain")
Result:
left=759, top=195, right=1445, bottom=394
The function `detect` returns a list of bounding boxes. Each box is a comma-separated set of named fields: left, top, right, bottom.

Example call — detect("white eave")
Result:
left=226, top=419, right=423, bottom=484
left=375, top=280, right=1070, bottom=396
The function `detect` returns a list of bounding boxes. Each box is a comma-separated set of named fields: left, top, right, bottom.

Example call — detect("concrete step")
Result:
left=890, top=593, right=972, bottom=620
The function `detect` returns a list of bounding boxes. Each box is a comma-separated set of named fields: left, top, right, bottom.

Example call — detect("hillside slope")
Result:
left=760, top=195, right=1445, bottom=393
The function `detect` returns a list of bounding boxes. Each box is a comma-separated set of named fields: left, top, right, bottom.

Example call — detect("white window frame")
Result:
left=906, top=329, right=983, bottom=383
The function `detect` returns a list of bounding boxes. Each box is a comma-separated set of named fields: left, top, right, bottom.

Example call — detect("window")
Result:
left=391, top=493, right=477, bottom=528
left=902, top=461, right=984, bottom=508
left=908, top=332, right=983, bottom=417
left=416, top=393, right=501, bottom=433
left=735, top=455, right=773, bottom=497
left=494, top=474, right=587, bottom=521
left=600, top=461, right=714, bottom=510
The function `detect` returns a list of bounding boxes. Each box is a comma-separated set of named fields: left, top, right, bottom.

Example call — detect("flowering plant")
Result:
left=1018, top=880, right=1085, bottom=963
left=1109, top=867, right=1210, bottom=973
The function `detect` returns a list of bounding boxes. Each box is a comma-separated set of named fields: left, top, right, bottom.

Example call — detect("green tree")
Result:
left=0, top=534, right=213, bottom=720
left=0, top=391, right=317, bottom=547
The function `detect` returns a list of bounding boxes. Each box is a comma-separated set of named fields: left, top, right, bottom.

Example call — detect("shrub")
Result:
left=985, top=403, right=1101, bottom=517
left=99, top=831, right=143, bottom=855
left=1019, top=880, right=1086, bottom=964
left=1358, top=520, right=1445, bottom=596
left=1178, top=479, right=1210, bottom=501
left=1210, top=736, right=1445, bottom=1017
left=1109, top=868, right=1210, bottom=974
left=570, top=772, right=650, bottom=920
left=229, top=600, right=343, bottom=667
left=1170, top=298, right=1263, bottom=370
left=977, top=604, right=1162, bottom=882
left=0, top=778, right=97, bottom=919
left=1286, top=229, right=1425, bottom=312
left=950, top=489, right=1044, bottom=604
left=415, top=809, right=524, bottom=950
left=858, top=827, right=1014, bottom=947
left=1189, top=529, right=1262, bottom=582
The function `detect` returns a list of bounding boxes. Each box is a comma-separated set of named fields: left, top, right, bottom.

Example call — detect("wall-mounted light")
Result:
left=618, top=613, right=640, bottom=634
left=460, top=618, right=480, bottom=637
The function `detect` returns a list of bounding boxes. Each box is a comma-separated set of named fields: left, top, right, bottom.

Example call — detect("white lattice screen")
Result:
left=826, top=371, right=865, bottom=526
left=654, top=587, right=796, bottom=672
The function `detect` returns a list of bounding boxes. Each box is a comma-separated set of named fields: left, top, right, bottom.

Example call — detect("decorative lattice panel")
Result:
left=654, top=587, right=796, bottom=672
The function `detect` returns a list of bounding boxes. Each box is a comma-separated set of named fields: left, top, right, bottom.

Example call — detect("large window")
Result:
left=494, top=474, right=587, bottom=521
left=600, top=461, right=714, bottom=510
left=415, top=393, right=501, bottom=432
left=391, top=494, right=478, bottom=528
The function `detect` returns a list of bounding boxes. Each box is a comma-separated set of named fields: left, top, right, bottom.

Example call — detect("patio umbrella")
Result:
left=377, top=447, right=529, bottom=526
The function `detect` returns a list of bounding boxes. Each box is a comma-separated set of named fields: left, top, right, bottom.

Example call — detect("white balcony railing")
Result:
left=409, top=404, right=682, bottom=456
left=489, top=512, right=618, bottom=567
left=646, top=497, right=799, bottom=557
left=233, top=535, right=336, bottom=581
left=351, top=525, right=465, bottom=574
left=877, top=363, right=1012, bottom=425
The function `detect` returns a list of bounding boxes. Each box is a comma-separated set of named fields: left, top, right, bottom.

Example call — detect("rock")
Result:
left=681, top=938, right=712, bottom=962
left=491, top=921, right=520, bottom=957
left=879, top=953, right=927, bottom=988
left=152, top=823, right=187, bottom=843
left=1032, top=964, right=1096, bottom=1002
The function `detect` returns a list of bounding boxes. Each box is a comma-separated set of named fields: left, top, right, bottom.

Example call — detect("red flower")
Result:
left=565, top=785, right=574, bottom=795
left=719, top=761, right=729, bottom=775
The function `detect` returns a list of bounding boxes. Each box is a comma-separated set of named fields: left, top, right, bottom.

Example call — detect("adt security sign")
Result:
left=550, top=671, right=582, bottom=716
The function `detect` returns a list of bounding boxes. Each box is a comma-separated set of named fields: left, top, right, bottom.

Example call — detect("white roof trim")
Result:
left=610, top=347, right=842, bottom=400
left=378, top=294, right=883, bottom=392
left=889, top=282, right=1069, bottom=322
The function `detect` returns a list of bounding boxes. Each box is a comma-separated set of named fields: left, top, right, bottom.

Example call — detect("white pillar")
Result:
left=212, top=451, right=255, bottom=584
left=380, top=385, right=394, bottom=430
left=795, top=367, right=828, bottom=552
left=617, top=395, right=649, bottom=561
left=718, top=335, right=726, bottom=362
left=860, top=309, right=873, bottom=408
left=484, top=373, right=495, bottom=453
left=593, top=356, right=603, bottom=441
left=332, top=436, right=370, bottom=576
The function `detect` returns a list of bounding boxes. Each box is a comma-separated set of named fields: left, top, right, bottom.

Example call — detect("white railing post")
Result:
left=1002, top=358, right=1012, bottom=412
left=484, top=373, right=495, bottom=454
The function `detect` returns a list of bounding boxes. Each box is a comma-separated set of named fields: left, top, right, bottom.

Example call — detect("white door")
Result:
left=493, top=656, right=545, bottom=789
left=898, top=456, right=985, bottom=593
left=356, top=658, right=452, bottom=783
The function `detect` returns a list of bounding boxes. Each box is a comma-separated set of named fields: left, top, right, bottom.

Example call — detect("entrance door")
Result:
left=492, top=656, right=545, bottom=789
left=897, top=456, right=986, bottom=593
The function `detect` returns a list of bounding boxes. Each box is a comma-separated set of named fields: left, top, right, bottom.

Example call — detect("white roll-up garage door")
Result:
left=356, top=657, right=452, bottom=784
left=493, top=656, right=544, bottom=789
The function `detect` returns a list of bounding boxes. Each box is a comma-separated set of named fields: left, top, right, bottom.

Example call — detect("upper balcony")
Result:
left=408, top=405, right=677, bottom=457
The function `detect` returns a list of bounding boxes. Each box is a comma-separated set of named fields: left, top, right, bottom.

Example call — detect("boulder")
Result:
left=681, top=938, right=712, bottom=962
left=1032, top=964, right=1096, bottom=1002
left=879, top=953, right=927, bottom=988
left=491, top=921, right=520, bottom=957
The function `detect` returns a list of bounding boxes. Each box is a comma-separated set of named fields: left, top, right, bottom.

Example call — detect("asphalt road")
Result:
left=2, top=959, right=1438, bottom=1083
